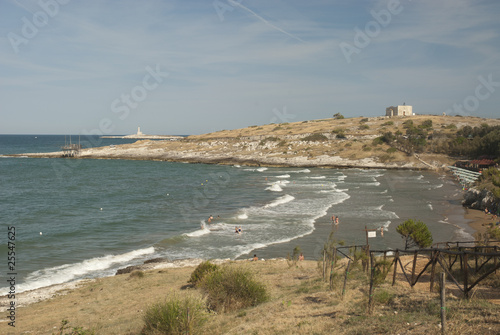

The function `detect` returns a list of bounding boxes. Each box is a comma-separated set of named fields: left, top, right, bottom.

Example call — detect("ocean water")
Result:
left=0, top=135, right=474, bottom=294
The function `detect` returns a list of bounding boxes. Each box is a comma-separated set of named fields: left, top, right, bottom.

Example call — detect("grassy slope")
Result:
left=148, top=115, right=500, bottom=166
left=8, top=258, right=499, bottom=335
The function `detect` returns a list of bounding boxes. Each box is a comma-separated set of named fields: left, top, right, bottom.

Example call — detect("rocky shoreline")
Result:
left=463, top=187, right=500, bottom=214
left=5, top=138, right=442, bottom=170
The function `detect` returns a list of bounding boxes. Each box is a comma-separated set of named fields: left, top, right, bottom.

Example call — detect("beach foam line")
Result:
left=264, top=194, right=295, bottom=208
left=276, top=174, right=291, bottom=178
left=4, top=247, right=155, bottom=294
left=266, top=183, right=283, bottom=192
left=237, top=213, right=248, bottom=219
left=308, top=176, right=326, bottom=179
left=184, top=227, right=211, bottom=237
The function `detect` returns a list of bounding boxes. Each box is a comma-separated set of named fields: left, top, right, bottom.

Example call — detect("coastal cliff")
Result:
left=463, top=187, right=499, bottom=213
left=7, top=115, right=500, bottom=170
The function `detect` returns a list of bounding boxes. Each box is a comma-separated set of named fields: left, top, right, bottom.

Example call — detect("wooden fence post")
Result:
left=464, top=253, right=469, bottom=299
left=411, top=250, right=418, bottom=286
left=342, top=259, right=351, bottom=300
left=440, top=272, right=446, bottom=335
left=430, top=250, right=438, bottom=292
left=330, top=247, right=337, bottom=290
left=368, top=252, right=375, bottom=314
left=392, top=250, right=399, bottom=286
left=323, top=249, right=326, bottom=280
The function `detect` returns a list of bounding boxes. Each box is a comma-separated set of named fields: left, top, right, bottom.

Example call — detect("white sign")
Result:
left=367, top=231, right=377, bottom=238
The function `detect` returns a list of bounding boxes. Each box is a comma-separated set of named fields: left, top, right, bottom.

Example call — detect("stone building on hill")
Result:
left=386, top=104, right=413, bottom=117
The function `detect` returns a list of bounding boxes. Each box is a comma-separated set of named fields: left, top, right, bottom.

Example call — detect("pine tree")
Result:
left=396, top=219, right=433, bottom=250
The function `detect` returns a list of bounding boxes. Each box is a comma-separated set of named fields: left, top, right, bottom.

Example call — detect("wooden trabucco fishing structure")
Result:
left=61, top=135, right=82, bottom=157
left=323, top=241, right=500, bottom=299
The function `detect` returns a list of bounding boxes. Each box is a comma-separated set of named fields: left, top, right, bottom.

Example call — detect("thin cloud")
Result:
left=227, top=0, right=305, bottom=43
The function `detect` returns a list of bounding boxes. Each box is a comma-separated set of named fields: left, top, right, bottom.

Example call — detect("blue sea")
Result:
left=0, top=135, right=475, bottom=294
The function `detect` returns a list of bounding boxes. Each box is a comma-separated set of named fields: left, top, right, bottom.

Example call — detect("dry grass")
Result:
left=127, top=115, right=500, bottom=164
left=5, top=257, right=499, bottom=335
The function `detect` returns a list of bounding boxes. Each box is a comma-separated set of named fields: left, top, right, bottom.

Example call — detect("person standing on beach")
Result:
left=335, top=217, right=339, bottom=225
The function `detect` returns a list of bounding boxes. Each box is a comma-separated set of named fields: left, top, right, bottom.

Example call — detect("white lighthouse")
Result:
left=137, top=126, right=143, bottom=135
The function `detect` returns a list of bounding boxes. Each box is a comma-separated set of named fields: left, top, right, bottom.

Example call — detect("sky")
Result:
left=1, top=0, right=499, bottom=135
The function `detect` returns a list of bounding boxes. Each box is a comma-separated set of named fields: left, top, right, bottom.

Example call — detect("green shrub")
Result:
left=302, top=134, right=328, bottom=142
left=129, top=270, right=145, bottom=279
left=373, top=289, right=395, bottom=305
left=189, top=261, right=218, bottom=287
left=382, top=121, right=394, bottom=126
left=360, top=118, right=369, bottom=123
left=142, top=294, right=208, bottom=335
left=359, top=124, right=370, bottom=130
left=333, top=113, right=345, bottom=120
left=386, top=147, right=397, bottom=153
left=332, top=128, right=346, bottom=139
left=396, top=219, right=433, bottom=250
left=200, top=266, right=269, bottom=312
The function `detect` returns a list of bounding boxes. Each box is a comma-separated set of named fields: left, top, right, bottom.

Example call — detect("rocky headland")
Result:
left=10, top=115, right=500, bottom=170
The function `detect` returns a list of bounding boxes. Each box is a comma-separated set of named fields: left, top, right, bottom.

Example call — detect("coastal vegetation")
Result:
left=11, top=257, right=500, bottom=334
left=396, top=219, right=434, bottom=250
left=198, top=266, right=270, bottom=312
left=142, top=294, right=208, bottom=335
left=188, top=260, right=219, bottom=287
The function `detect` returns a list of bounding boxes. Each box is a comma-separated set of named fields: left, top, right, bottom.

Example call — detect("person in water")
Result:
left=208, top=215, right=213, bottom=223
left=235, top=226, right=239, bottom=234
left=238, top=226, right=242, bottom=234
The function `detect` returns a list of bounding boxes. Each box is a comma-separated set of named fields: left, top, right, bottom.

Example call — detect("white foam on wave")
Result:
left=10, top=247, right=155, bottom=293
left=257, top=167, right=268, bottom=172
left=237, top=213, right=248, bottom=219
left=266, top=183, right=283, bottom=192
left=276, top=174, right=291, bottom=178
left=184, top=220, right=212, bottom=236
left=308, top=176, right=326, bottom=179
left=184, top=227, right=211, bottom=237
left=427, top=203, right=434, bottom=211
left=264, top=194, right=295, bottom=208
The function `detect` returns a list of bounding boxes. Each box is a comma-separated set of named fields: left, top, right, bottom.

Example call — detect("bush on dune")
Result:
left=142, top=294, right=208, bottom=335
left=188, top=261, right=219, bottom=287
left=199, top=266, right=269, bottom=312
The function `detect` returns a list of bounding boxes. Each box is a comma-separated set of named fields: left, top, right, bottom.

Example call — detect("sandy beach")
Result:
left=464, top=207, right=500, bottom=238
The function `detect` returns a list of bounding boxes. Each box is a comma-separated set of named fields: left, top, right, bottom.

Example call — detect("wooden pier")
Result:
left=61, top=136, right=82, bottom=157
